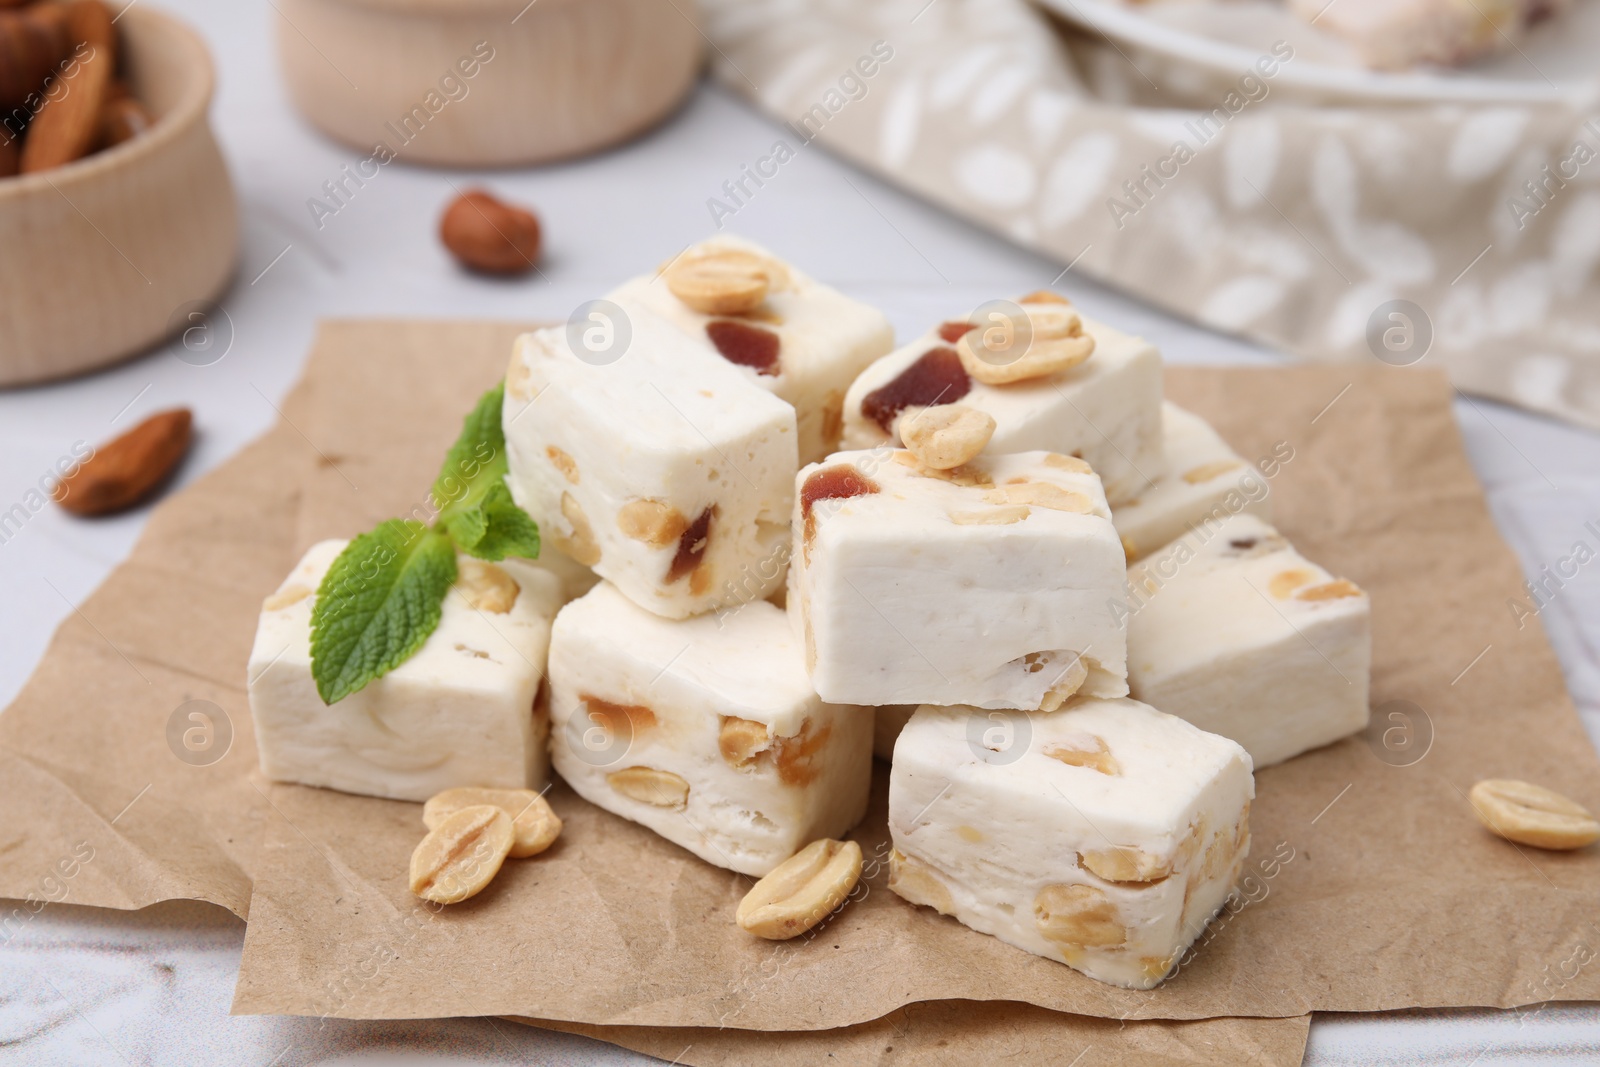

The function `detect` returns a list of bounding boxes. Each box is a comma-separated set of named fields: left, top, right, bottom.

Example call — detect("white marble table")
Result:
left=1, top=2, right=1597, bottom=1062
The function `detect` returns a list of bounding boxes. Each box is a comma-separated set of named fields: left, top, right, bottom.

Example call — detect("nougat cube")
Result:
left=547, top=581, right=872, bottom=876
left=503, top=308, right=798, bottom=620
left=887, top=699, right=1253, bottom=989
left=247, top=540, right=562, bottom=802
left=1126, top=513, right=1372, bottom=769
left=841, top=307, right=1163, bottom=504
left=1112, top=403, right=1273, bottom=562
left=611, top=235, right=894, bottom=464
left=790, top=449, right=1129, bottom=709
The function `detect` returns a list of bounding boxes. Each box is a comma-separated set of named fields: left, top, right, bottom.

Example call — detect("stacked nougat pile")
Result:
left=248, top=235, right=1371, bottom=989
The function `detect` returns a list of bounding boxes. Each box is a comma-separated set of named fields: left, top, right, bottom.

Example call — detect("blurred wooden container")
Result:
left=275, top=0, right=704, bottom=167
left=0, top=5, right=238, bottom=387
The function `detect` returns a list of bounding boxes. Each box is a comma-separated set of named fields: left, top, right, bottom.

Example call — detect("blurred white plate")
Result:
left=1037, top=0, right=1600, bottom=105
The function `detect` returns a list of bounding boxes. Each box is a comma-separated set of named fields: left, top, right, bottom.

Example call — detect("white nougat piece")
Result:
left=247, top=540, right=563, bottom=803
left=547, top=582, right=872, bottom=876
left=888, top=699, right=1253, bottom=990
left=611, top=235, right=894, bottom=465
left=1127, top=513, right=1372, bottom=769
left=1113, top=403, right=1273, bottom=562
left=790, top=449, right=1129, bottom=709
left=841, top=311, right=1163, bottom=504
left=503, top=308, right=798, bottom=620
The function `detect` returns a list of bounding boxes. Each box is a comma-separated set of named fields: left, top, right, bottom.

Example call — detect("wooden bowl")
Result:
left=275, top=0, right=704, bottom=167
left=0, top=5, right=238, bottom=387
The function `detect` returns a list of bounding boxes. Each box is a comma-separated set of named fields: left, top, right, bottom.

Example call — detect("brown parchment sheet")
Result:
left=1, top=322, right=1596, bottom=1041
left=523, top=1005, right=1312, bottom=1067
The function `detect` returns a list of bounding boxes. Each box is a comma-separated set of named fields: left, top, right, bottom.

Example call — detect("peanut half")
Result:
left=1034, top=883, right=1125, bottom=948
left=736, top=838, right=863, bottom=940
left=900, top=404, right=996, bottom=470
left=455, top=560, right=520, bottom=614
left=957, top=304, right=1095, bottom=385
left=424, top=787, right=562, bottom=858
left=665, top=248, right=772, bottom=315
left=409, top=804, right=514, bottom=904
left=1469, top=779, right=1600, bottom=851
left=607, top=766, right=690, bottom=810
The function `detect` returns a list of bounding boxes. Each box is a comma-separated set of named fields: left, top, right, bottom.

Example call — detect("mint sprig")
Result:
left=309, top=382, right=541, bottom=704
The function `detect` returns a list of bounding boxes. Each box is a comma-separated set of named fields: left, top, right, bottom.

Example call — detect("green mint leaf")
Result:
left=309, top=520, right=458, bottom=704
left=434, top=381, right=511, bottom=527
left=442, top=507, right=488, bottom=553
left=462, top=483, right=542, bottom=561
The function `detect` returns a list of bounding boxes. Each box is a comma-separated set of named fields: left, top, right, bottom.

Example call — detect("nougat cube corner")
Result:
left=503, top=310, right=798, bottom=620
left=611, top=234, right=894, bottom=464
left=887, top=699, right=1254, bottom=989
left=247, top=540, right=563, bottom=802
left=790, top=449, right=1129, bottom=710
left=547, top=581, right=872, bottom=876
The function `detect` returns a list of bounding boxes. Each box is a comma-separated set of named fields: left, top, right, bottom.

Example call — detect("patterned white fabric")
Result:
left=703, top=0, right=1600, bottom=428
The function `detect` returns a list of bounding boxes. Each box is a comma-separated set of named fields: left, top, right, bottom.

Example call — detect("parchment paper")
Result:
left=1, top=322, right=1596, bottom=1043
left=523, top=1005, right=1313, bottom=1067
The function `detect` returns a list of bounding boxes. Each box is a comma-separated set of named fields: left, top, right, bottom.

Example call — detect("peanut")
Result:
left=900, top=404, right=996, bottom=470
left=440, top=188, right=541, bottom=275
left=665, top=248, right=772, bottom=315
left=736, top=838, right=862, bottom=940
left=455, top=559, right=519, bottom=614
left=1297, top=579, right=1364, bottom=601
left=1268, top=568, right=1316, bottom=598
left=957, top=305, right=1095, bottom=385
left=1038, top=653, right=1088, bottom=712
left=545, top=445, right=579, bottom=484
left=617, top=499, right=688, bottom=548
left=1469, top=779, right=1600, bottom=851
left=424, top=787, right=561, bottom=858
left=1043, top=735, right=1119, bottom=776
left=1042, top=452, right=1093, bottom=474
left=719, top=716, right=772, bottom=769
left=556, top=491, right=600, bottom=566
left=888, top=849, right=955, bottom=915
left=949, top=505, right=1029, bottom=526
left=985, top=481, right=1094, bottom=514
left=1080, top=847, right=1172, bottom=884
left=1034, top=883, right=1125, bottom=948
left=607, top=766, right=689, bottom=809
left=408, top=804, right=513, bottom=904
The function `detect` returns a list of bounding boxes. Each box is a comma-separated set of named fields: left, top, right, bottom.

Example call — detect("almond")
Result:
left=0, top=3, right=72, bottom=111
left=20, top=1, right=116, bottom=174
left=96, top=82, right=152, bottom=150
left=440, top=188, right=541, bottom=275
left=54, top=408, right=193, bottom=516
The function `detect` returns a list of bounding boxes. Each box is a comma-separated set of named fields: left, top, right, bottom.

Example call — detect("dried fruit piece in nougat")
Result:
left=547, top=582, right=872, bottom=876
left=247, top=540, right=562, bottom=802
left=610, top=235, right=893, bottom=465
left=790, top=449, right=1128, bottom=710
left=1112, top=402, right=1273, bottom=562
left=841, top=305, right=1163, bottom=505
left=888, top=699, right=1253, bottom=989
left=1126, top=513, right=1371, bottom=769
left=503, top=307, right=797, bottom=620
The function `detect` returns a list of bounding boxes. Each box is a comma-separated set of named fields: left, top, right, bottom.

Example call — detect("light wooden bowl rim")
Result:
left=289, top=0, right=608, bottom=15
left=0, top=4, right=215, bottom=203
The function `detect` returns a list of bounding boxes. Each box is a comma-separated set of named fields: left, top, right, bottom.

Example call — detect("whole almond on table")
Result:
left=1469, top=779, right=1600, bottom=851
left=20, top=0, right=115, bottom=174
left=54, top=408, right=193, bottom=516
left=440, top=188, right=541, bottom=275
left=409, top=804, right=514, bottom=904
